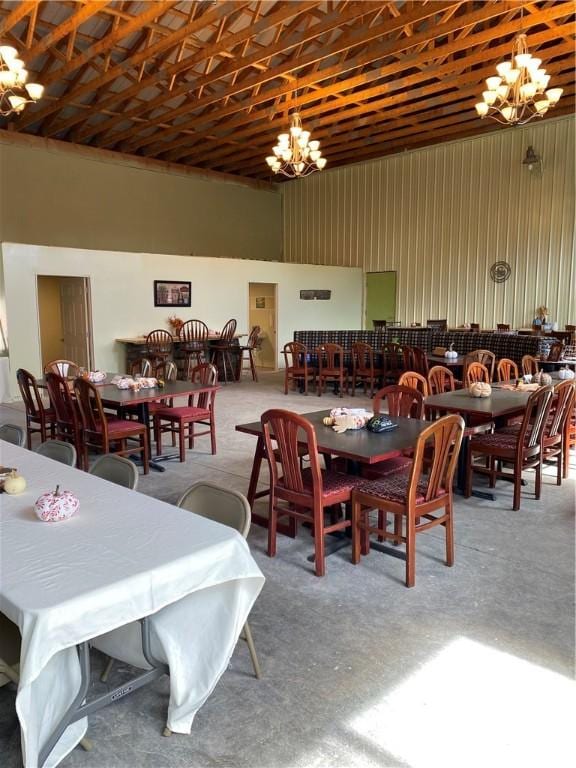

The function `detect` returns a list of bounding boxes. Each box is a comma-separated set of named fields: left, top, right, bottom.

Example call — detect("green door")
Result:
left=365, top=272, right=397, bottom=329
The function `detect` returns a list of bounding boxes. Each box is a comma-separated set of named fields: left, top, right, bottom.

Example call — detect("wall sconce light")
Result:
left=522, top=145, right=542, bottom=173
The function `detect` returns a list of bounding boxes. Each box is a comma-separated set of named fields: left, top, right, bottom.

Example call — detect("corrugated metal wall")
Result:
left=282, top=116, right=575, bottom=329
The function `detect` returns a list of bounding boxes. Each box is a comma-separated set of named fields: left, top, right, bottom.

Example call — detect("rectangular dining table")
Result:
left=424, top=387, right=531, bottom=499
left=0, top=442, right=264, bottom=768
left=38, top=376, right=219, bottom=471
left=236, top=409, right=430, bottom=531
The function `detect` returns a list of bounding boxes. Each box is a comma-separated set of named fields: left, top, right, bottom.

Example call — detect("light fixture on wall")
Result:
left=265, top=108, right=326, bottom=178
left=0, top=44, right=44, bottom=117
left=474, top=32, right=562, bottom=125
left=522, top=145, right=542, bottom=173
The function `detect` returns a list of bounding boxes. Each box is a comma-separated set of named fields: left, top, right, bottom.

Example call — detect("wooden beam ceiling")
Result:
left=0, top=0, right=574, bottom=180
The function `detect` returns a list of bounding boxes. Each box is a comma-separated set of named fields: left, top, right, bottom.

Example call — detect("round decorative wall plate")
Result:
left=490, top=261, right=512, bottom=283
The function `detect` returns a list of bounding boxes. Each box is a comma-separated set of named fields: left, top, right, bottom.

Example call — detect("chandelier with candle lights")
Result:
left=475, top=33, right=562, bottom=125
left=266, top=110, right=326, bottom=178
left=0, top=44, right=44, bottom=117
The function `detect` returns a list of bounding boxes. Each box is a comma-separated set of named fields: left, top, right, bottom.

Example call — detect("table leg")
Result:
left=133, top=402, right=179, bottom=471
left=38, top=619, right=168, bottom=768
left=248, top=437, right=295, bottom=537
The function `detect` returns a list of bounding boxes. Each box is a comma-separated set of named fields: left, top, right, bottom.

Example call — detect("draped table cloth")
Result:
left=0, top=442, right=264, bottom=768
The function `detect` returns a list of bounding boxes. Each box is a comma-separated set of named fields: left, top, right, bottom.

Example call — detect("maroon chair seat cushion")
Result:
left=470, top=432, right=521, bottom=450
left=99, top=418, right=145, bottom=434
left=155, top=406, right=210, bottom=421
left=357, top=470, right=446, bottom=505
left=360, top=455, right=413, bottom=480
left=295, top=467, right=363, bottom=500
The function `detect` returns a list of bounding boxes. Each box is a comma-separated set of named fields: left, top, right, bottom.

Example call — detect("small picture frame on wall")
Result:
left=255, top=297, right=266, bottom=309
left=154, top=280, right=191, bottom=307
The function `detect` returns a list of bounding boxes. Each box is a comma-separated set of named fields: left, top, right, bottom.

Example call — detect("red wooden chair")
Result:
left=381, top=343, right=405, bottom=384
left=465, top=361, right=490, bottom=387
left=179, top=319, right=209, bottom=378
left=398, top=371, right=429, bottom=397
left=44, top=359, right=79, bottom=378
left=521, top=355, right=539, bottom=376
left=465, top=386, right=554, bottom=510
left=261, top=409, right=363, bottom=577
left=211, top=318, right=237, bottom=383
left=373, top=384, right=424, bottom=419
left=17, top=368, right=57, bottom=448
left=362, top=385, right=425, bottom=483
left=496, top=358, right=519, bottom=382
left=564, top=395, right=576, bottom=479
left=237, top=325, right=261, bottom=381
left=350, top=341, right=380, bottom=397
left=463, top=349, right=495, bottom=381
left=145, top=329, right=173, bottom=367
left=153, top=363, right=217, bottom=462
left=543, top=381, right=575, bottom=485
left=74, top=378, right=149, bottom=473
left=427, top=365, right=456, bottom=395
left=351, top=414, right=464, bottom=587
left=45, top=373, right=84, bottom=468
left=282, top=341, right=316, bottom=395
left=411, top=346, right=429, bottom=376
left=316, top=343, right=347, bottom=397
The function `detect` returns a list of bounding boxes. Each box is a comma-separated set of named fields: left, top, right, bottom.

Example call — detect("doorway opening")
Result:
left=248, top=283, right=277, bottom=371
left=365, top=271, right=397, bottom=329
left=37, top=276, right=94, bottom=370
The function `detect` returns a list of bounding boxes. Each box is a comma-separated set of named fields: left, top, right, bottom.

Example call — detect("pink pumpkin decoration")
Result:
left=34, top=485, right=79, bottom=522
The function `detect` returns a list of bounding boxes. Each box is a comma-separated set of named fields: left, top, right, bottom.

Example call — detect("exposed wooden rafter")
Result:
left=0, top=0, right=573, bottom=180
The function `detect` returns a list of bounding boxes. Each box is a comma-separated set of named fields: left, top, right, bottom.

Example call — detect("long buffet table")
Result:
left=293, top=328, right=544, bottom=365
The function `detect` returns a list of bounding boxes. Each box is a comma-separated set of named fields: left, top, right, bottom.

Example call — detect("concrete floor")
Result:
left=1, top=371, right=575, bottom=768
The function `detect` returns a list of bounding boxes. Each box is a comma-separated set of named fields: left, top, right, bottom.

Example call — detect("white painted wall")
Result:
left=2, top=243, right=362, bottom=399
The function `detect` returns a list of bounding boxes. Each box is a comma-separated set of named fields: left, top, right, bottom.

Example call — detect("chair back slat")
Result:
left=373, top=385, right=424, bottom=419
left=317, top=343, right=344, bottom=372
left=74, top=378, right=107, bottom=437
left=156, top=360, right=178, bottom=381
left=546, top=382, right=576, bottom=441
left=412, top=346, right=429, bottom=375
left=179, top=319, right=209, bottom=345
left=521, top=355, right=539, bottom=376
left=464, top=349, right=495, bottom=381
left=45, top=373, right=78, bottom=427
left=381, top=343, right=404, bottom=378
left=283, top=341, right=308, bottom=370
left=146, top=329, right=173, bottom=356
left=398, top=371, right=429, bottom=397
left=427, top=365, right=455, bottom=395
left=17, top=368, right=44, bottom=419
left=465, top=362, right=490, bottom=386
left=130, top=358, right=152, bottom=377
left=351, top=342, right=374, bottom=375
left=190, top=363, right=217, bottom=408
left=220, top=318, right=237, bottom=342
left=520, top=386, right=554, bottom=449
left=247, top=325, right=261, bottom=349
left=410, top=415, right=464, bottom=503
left=496, top=358, right=519, bottom=382
left=44, top=359, right=79, bottom=378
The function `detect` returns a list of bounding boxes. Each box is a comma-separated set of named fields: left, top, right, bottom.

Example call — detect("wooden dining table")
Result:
left=38, top=375, right=219, bottom=471
left=236, top=409, right=430, bottom=529
left=424, top=387, right=531, bottom=500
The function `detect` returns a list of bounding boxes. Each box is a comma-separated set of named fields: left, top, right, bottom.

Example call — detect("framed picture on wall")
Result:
left=154, top=280, right=191, bottom=307
left=255, top=297, right=266, bottom=309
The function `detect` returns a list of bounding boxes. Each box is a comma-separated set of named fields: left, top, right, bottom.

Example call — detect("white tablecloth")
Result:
left=0, top=442, right=264, bottom=768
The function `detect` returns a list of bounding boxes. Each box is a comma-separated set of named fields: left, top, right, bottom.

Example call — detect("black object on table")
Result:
left=236, top=410, right=430, bottom=556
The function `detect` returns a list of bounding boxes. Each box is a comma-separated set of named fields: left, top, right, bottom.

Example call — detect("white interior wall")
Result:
left=2, top=243, right=362, bottom=399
